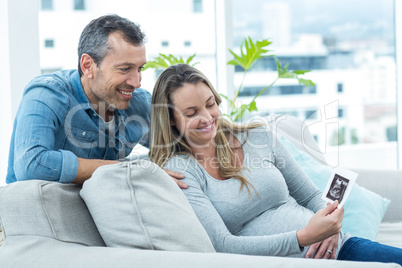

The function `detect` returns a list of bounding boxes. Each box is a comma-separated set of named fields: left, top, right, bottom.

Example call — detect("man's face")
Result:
left=85, top=32, right=147, bottom=112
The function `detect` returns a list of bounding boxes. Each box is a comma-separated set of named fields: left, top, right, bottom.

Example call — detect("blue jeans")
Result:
left=338, top=237, right=402, bottom=265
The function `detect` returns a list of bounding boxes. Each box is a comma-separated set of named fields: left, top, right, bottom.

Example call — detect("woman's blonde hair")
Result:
left=149, top=64, right=263, bottom=193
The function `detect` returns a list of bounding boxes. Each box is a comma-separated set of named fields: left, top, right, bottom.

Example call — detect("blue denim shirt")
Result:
left=6, top=69, right=151, bottom=184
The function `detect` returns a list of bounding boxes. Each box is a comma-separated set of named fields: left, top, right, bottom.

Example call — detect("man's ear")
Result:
left=80, top=53, right=96, bottom=79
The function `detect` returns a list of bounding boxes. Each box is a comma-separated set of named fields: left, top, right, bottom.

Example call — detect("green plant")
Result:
left=144, top=53, right=199, bottom=70
left=223, top=37, right=315, bottom=121
left=145, top=37, right=315, bottom=122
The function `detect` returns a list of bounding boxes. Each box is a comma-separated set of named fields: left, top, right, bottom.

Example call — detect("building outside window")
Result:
left=232, top=0, right=396, bottom=169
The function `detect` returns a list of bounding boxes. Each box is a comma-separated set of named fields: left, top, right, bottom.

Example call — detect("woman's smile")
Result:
left=196, top=121, right=215, bottom=132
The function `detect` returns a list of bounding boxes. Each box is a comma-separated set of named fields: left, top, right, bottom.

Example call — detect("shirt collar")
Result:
left=71, top=70, right=92, bottom=110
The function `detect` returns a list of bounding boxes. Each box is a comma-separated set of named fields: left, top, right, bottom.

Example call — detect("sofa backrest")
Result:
left=351, top=169, right=402, bottom=222
left=263, top=114, right=326, bottom=163
left=0, top=180, right=105, bottom=247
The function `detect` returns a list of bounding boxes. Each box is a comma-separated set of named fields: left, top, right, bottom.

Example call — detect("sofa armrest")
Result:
left=352, top=169, right=402, bottom=222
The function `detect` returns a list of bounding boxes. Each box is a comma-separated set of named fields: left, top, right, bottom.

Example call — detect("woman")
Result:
left=149, top=64, right=402, bottom=263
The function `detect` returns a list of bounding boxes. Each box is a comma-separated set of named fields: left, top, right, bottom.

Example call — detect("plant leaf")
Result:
left=298, top=78, right=316, bottom=86
left=186, top=54, right=197, bottom=64
left=227, top=37, right=273, bottom=71
left=293, top=70, right=311, bottom=75
left=144, top=53, right=199, bottom=71
left=247, top=101, right=258, bottom=112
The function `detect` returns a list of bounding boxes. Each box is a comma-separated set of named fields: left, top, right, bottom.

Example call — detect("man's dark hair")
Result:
left=77, top=14, right=146, bottom=76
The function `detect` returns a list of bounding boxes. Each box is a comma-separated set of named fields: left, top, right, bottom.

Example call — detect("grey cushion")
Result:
left=80, top=159, right=215, bottom=252
left=0, top=180, right=105, bottom=246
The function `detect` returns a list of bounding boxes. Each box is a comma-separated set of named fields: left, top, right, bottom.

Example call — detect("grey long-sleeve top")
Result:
left=164, top=126, right=350, bottom=258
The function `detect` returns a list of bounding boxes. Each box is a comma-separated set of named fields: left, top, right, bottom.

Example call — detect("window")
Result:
left=235, top=56, right=327, bottom=72
left=232, top=0, right=396, bottom=169
left=161, top=41, right=169, bottom=47
left=387, top=126, right=397, bottom=142
left=184, top=41, right=192, bottom=47
left=41, top=0, right=53, bottom=11
left=74, top=0, right=85, bottom=10
left=337, top=83, right=343, bottom=93
left=338, top=108, right=344, bottom=118
left=44, top=39, right=54, bottom=48
left=305, top=110, right=317, bottom=119
left=193, top=0, right=203, bottom=13
left=239, top=85, right=316, bottom=97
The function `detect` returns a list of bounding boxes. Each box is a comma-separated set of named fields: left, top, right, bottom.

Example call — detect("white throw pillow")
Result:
left=80, top=160, right=215, bottom=252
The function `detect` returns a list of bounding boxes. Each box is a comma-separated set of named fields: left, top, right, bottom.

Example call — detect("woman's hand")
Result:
left=163, top=169, right=188, bottom=189
left=305, top=233, right=339, bottom=259
left=297, top=201, right=344, bottom=247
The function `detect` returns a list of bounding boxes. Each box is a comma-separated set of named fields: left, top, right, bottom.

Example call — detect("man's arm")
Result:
left=74, top=158, right=188, bottom=188
left=12, top=85, right=79, bottom=183
left=72, top=158, right=119, bottom=184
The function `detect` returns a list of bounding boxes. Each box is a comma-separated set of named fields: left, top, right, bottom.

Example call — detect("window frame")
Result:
left=395, top=0, right=402, bottom=168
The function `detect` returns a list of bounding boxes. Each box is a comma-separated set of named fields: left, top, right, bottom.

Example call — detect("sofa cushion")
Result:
left=0, top=180, right=105, bottom=246
left=1, top=236, right=399, bottom=268
left=80, top=159, right=215, bottom=252
left=2, top=236, right=399, bottom=268
left=280, top=136, right=390, bottom=241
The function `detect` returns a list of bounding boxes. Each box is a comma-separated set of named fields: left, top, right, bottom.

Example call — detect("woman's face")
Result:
left=171, top=82, right=220, bottom=148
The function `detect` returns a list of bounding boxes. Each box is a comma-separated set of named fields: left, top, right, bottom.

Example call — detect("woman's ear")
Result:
left=80, top=53, right=95, bottom=79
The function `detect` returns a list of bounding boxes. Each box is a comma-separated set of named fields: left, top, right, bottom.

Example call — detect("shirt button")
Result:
left=82, top=131, right=86, bottom=136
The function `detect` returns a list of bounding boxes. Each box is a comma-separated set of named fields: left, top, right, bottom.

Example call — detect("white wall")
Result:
left=0, top=0, right=40, bottom=186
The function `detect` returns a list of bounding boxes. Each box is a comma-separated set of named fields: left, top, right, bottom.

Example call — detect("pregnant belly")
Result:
left=236, top=198, right=314, bottom=236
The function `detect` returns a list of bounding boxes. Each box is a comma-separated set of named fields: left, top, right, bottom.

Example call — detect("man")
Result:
left=6, top=14, right=185, bottom=187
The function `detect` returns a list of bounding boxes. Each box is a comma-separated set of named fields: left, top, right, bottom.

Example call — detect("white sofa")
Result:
left=0, top=115, right=401, bottom=267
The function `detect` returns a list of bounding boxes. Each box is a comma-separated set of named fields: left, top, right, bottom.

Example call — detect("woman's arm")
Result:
left=296, top=201, right=343, bottom=247
left=164, top=157, right=305, bottom=257
left=179, top=168, right=343, bottom=256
